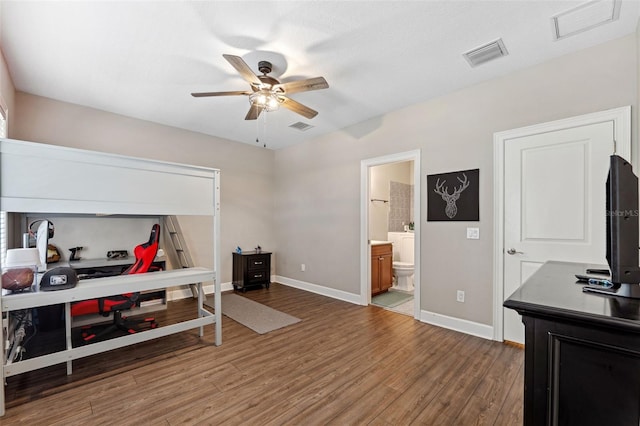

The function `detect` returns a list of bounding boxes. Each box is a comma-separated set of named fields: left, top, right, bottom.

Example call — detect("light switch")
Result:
left=467, top=227, right=480, bottom=239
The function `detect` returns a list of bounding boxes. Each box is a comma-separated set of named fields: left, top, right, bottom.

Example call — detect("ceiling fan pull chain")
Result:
left=262, top=110, right=267, bottom=148
left=256, top=111, right=260, bottom=145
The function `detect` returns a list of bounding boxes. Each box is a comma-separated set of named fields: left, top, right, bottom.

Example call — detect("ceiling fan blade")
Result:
left=245, top=104, right=263, bottom=120
left=280, top=96, right=318, bottom=119
left=223, top=54, right=262, bottom=86
left=273, top=77, right=329, bottom=95
left=191, top=90, right=251, bottom=97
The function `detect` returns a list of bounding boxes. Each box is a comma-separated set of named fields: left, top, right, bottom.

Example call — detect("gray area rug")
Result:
left=205, top=293, right=301, bottom=334
left=371, top=290, right=413, bottom=308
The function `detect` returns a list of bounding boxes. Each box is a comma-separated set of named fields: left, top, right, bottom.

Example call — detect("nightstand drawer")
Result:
left=248, top=255, right=270, bottom=270
left=247, top=271, right=268, bottom=284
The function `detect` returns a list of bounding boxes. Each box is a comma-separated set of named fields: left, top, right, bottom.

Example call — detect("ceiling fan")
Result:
left=191, top=54, right=329, bottom=120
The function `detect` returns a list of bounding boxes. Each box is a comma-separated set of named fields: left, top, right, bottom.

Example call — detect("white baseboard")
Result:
left=167, top=277, right=494, bottom=341
left=275, top=275, right=361, bottom=304
left=420, top=309, right=494, bottom=340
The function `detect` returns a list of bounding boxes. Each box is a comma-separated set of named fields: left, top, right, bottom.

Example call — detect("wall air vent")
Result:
left=289, top=122, right=314, bottom=132
left=463, top=38, right=508, bottom=68
left=552, top=0, right=620, bottom=41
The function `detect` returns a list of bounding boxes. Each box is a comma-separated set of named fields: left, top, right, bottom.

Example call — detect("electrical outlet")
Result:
left=466, top=227, right=480, bottom=239
left=301, top=263, right=306, bottom=272
left=456, top=290, right=465, bottom=303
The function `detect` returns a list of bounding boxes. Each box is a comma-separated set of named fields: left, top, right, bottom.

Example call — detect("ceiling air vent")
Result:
left=463, top=38, right=508, bottom=68
left=551, top=0, right=620, bottom=41
left=289, top=122, right=314, bottom=132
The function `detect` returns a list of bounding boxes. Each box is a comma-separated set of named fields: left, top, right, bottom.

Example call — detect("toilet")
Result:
left=387, top=232, right=415, bottom=291
left=392, top=261, right=414, bottom=291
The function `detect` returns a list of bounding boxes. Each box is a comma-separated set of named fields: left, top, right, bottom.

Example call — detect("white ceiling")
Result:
left=1, top=1, right=639, bottom=150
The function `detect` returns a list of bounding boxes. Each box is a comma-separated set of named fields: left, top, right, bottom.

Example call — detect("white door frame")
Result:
left=360, top=150, right=421, bottom=319
left=492, top=106, right=632, bottom=341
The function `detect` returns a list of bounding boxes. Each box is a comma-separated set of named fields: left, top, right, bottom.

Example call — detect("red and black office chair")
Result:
left=71, top=224, right=161, bottom=343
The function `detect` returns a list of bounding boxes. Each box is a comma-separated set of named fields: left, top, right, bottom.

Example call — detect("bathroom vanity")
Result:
left=371, top=242, right=393, bottom=295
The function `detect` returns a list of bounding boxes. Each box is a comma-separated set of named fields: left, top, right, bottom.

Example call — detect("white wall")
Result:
left=274, top=34, right=638, bottom=326
left=637, top=20, right=640, bottom=168
left=26, top=215, right=160, bottom=263
left=369, top=161, right=412, bottom=241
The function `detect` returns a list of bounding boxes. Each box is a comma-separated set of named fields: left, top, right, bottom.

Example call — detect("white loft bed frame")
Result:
left=0, top=138, right=221, bottom=416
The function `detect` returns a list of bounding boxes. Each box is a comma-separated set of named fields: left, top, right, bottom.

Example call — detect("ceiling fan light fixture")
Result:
left=249, top=90, right=280, bottom=112
left=193, top=54, right=327, bottom=121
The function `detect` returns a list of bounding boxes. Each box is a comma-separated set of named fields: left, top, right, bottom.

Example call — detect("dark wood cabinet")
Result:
left=371, top=243, right=393, bottom=296
left=504, top=261, right=640, bottom=426
left=232, top=251, right=271, bottom=292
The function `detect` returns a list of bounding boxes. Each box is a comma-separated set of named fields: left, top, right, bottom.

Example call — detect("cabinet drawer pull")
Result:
left=379, top=257, right=384, bottom=260
left=254, top=274, right=263, bottom=278
left=254, top=261, right=263, bottom=265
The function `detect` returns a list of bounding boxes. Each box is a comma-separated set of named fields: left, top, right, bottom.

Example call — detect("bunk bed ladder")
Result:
left=163, top=215, right=202, bottom=299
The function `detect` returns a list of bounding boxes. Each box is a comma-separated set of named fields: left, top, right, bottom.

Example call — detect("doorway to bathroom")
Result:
left=360, top=150, right=421, bottom=319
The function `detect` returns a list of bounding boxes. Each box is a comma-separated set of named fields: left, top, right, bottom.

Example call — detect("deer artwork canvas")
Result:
left=427, top=169, right=479, bottom=221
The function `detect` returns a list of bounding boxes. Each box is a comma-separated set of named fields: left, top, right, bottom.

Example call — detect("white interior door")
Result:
left=503, top=120, right=615, bottom=344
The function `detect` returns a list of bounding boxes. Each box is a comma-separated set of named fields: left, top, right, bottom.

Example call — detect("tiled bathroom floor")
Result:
left=390, top=298, right=414, bottom=316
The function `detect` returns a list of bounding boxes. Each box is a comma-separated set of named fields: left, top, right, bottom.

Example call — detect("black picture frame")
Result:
left=427, top=168, right=479, bottom=221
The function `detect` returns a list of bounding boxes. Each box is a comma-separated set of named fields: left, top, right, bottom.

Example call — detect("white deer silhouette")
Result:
left=434, top=173, right=470, bottom=218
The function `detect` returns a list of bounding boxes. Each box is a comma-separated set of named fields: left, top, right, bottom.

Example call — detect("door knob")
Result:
left=507, top=248, right=524, bottom=255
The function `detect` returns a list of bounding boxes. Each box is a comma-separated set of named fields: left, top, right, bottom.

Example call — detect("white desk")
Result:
left=2, top=267, right=216, bottom=378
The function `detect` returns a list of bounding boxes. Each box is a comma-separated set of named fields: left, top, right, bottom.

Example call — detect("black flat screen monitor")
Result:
left=606, top=154, right=640, bottom=285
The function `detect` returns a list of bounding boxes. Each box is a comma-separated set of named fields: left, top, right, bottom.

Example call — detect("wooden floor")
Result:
left=2, top=284, right=524, bottom=425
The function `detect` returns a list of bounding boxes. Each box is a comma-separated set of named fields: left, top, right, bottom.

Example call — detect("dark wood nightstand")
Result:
left=232, top=251, right=272, bottom=292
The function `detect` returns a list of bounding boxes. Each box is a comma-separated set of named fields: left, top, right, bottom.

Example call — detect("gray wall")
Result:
left=3, top=33, right=638, bottom=329
left=273, top=34, right=638, bottom=326
left=12, top=93, right=276, bottom=284
left=0, top=0, right=15, bottom=131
